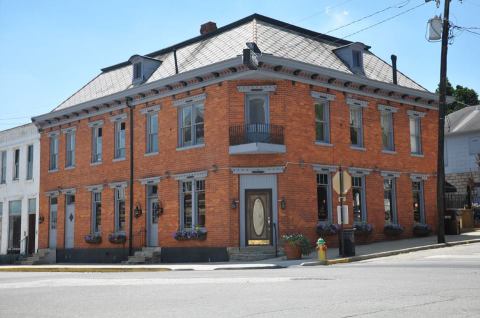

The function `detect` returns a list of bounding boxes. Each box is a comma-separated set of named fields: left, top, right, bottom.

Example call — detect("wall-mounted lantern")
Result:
left=134, top=202, right=143, bottom=218
left=39, top=215, right=45, bottom=224
left=280, top=197, right=286, bottom=210
left=231, top=199, right=239, bottom=209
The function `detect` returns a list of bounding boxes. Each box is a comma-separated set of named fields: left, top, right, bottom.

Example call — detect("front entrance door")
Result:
left=146, top=185, right=159, bottom=247
left=49, top=197, right=57, bottom=249
left=28, top=214, right=36, bottom=254
left=64, top=195, right=75, bottom=249
left=245, top=189, right=272, bottom=246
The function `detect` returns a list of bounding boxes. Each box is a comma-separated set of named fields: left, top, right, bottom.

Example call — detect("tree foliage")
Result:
left=437, top=79, right=479, bottom=114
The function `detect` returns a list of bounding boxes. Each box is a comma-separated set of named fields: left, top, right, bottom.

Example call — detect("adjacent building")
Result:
left=0, top=123, right=40, bottom=257
left=445, top=105, right=480, bottom=201
left=32, top=14, right=440, bottom=263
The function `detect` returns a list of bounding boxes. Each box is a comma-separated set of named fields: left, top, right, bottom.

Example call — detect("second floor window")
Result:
left=115, top=121, right=126, bottom=159
left=92, top=127, right=102, bottom=163
left=49, top=134, right=58, bottom=170
left=92, top=192, right=102, bottom=233
left=26, top=145, right=34, bottom=180
left=146, top=113, right=158, bottom=153
left=315, top=100, right=330, bottom=143
left=65, top=130, right=75, bottom=168
left=349, top=106, right=363, bottom=147
left=13, top=149, right=20, bottom=180
left=1, top=151, right=6, bottom=184
left=179, top=103, right=204, bottom=148
left=410, top=116, right=422, bottom=154
left=380, top=111, right=395, bottom=151
left=114, top=188, right=126, bottom=232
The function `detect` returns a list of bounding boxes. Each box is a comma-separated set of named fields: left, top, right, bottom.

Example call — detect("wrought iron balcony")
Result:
left=229, top=123, right=286, bottom=155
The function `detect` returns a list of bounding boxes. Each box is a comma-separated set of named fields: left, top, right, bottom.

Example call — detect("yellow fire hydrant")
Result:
left=316, top=238, right=328, bottom=264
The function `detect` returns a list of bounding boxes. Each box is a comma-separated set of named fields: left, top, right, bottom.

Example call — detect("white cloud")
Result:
left=324, top=6, right=350, bottom=28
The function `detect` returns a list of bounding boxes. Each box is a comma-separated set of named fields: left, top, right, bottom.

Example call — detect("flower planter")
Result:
left=108, top=233, right=127, bottom=244
left=284, top=244, right=302, bottom=260
left=354, top=223, right=373, bottom=237
left=173, top=229, right=207, bottom=241
left=84, top=234, right=102, bottom=244
left=384, top=224, right=404, bottom=237
left=413, top=224, right=431, bottom=237
left=316, top=223, right=340, bottom=237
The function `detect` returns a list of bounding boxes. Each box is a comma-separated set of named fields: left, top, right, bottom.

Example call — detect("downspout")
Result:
left=126, top=97, right=134, bottom=256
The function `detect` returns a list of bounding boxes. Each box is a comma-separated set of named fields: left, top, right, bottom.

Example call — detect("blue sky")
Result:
left=0, top=0, right=479, bottom=130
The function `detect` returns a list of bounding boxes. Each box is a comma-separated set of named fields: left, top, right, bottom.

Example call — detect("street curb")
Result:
left=301, top=238, right=480, bottom=266
left=0, top=267, right=172, bottom=273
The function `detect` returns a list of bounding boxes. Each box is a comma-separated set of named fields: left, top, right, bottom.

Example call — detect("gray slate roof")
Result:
left=445, top=105, right=480, bottom=135
left=54, top=14, right=427, bottom=112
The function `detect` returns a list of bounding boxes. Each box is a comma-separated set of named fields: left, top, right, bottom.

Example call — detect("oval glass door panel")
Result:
left=253, top=198, right=265, bottom=236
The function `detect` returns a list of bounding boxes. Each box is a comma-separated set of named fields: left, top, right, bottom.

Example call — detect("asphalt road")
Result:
left=0, top=244, right=479, bottom=318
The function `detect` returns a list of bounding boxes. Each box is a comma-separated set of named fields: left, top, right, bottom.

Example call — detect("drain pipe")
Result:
left=126, top=97, right=134, bottom=256
left=391, top=54, right=398, bottom=85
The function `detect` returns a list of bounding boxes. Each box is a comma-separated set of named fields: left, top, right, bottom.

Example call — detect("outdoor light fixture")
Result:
left=38, top=215, right=45, bottom=224
left=153, top=201, right=164, bottom=217
left=280, top=197, right=286, bottom=210
left=134, top=202, right=143, bottom=218
left=231, top=199, right=239, bottom=209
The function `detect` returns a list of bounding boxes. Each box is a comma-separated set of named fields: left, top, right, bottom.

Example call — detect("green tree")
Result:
left=436, top=78, right=479, bottom=114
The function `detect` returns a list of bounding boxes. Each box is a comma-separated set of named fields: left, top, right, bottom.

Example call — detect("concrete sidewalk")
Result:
left=1, top=230, right=479, bottom=272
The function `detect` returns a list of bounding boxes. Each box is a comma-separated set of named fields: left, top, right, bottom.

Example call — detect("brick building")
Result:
left=32, top=14, right=439, bottom=263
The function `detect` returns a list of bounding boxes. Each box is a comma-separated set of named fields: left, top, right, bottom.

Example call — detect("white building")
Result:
left=0, top=123, right=40, bottom=255
left=445, top=105, right=480, bottom=199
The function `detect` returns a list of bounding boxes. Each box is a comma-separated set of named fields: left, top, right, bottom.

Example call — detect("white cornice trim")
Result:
left=410, top=173, right=429, bottom=181
left=60, top=188, right=76, bottom=195
left=108, top=181, right=128, bottom=189
left=86, top=184, right=104, bottom=192
left=88, top=120, right=104, bottom=128
left=346, top=98, right=368, bottom=108
left=48, top=131, right=60, bottom=137
left=311, top=91, right=335, bottom=101
left=407, top=110, right=426, bottom=118
left=237, top=85, right=277, bottom=93
left=45, top=190, right=60, bottom=197
left=348, top=167, right=373, bottom=176
left=378, top=105, right=399, bottom=113
left=231, top=166, right=285, bottom=174
left=312, top=164, right=338, bottom=173
left=139, top=176, right=162, bottom=185
left=110, top=113, right=128, bottom=122
left=140, top=105, right=161, bottom=115
left=173, top=170, right=208, bottom=180
left=172, top=93, right=207, bottom=107
left=380, top=171, right=401, bottom=178
left=61, top=127, right=76, bottom=134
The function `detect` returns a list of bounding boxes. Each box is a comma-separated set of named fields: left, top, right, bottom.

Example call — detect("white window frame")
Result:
left=91, top=191, right=102, bottom=234
left=115, top=121, right=126, bottom=159
left=352, top=175, right=367, bottom=223
left=379, top=109, right=395, bottom=151
left=383, top=177, right=398, bottom=224
left=178, top=103, right=205, bottom=148
left=49, top=133, right=59, bottom=171
left=146, top=113, right=158, bottom=154
left=12, top=148, right=20, bottom=180
left=179, top=178, right=206, bottom=230
left=315, top=100, right=330, bottom=143
left=412, top=180, right=425, bottom=224
left=91, top=126, right=103, bottom=163
left=316, top=173, right=333, bottom=223
left=1, top=150, right=7, bottom=184
left=65, top=130, right=76, bottom=168
left=114, top=187, right=126, bottom=232
left=133, top=62, right=142, bottom=80
left=349, top=106, right=364, bottom=147
left=26, top=144, right=34, bottom=180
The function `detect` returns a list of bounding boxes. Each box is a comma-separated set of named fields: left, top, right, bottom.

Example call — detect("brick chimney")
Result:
left=200, top=21, right=217, bottom=35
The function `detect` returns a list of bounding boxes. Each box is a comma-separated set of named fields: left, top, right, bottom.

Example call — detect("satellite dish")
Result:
left=428, top=15, right=442, bottom=41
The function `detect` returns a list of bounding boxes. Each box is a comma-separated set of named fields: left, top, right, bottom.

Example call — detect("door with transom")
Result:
left=64, top=195, right=75, bottom=249
left=245, top=189, right=272, bottom=246
left=146, top=185, right=159, bottom=247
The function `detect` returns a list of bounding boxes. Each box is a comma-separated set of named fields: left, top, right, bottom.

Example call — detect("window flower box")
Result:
left=413, top=223, right=432, bottom=237
left=84, top=233, right=102, bottom=244
left=354, top=222, right=373, bottom=236
left=173, top=228, right=207, bottom=241
left=384, top=224, right=404, bottom=237
left=108, top=232, right=127, bottom=244
left=316, top=222, right=340, bottom=237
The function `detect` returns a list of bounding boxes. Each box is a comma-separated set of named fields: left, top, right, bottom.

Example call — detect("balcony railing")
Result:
left=229, top=123, right=285, bottom=146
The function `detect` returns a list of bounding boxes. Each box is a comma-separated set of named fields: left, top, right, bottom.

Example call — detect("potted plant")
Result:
left=316, top=222, right=340, bottom=237
left=383, top=223, right=404, bottom=237
left=354, top=222, right=373, bottom=236
left=84, top=233, right=102, bottom=244
left=281, top=233, right=311, bottom=260
left=108, top=232, right=127, bottom=244
left=413, top=223, right=432, bottom=237
left=173, top=228, right=207, bottom=241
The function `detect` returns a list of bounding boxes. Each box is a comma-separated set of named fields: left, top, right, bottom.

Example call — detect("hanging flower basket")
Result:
left=413, top=223, right=432, bottom=237
left=84, top=233, right=102, bottom=244
left=384, top=224, right=404, bottom=237
left=173, top=228, right=207, bottom=241
left=108, top=232, right=127, bottom=244
left=316, top=222, right=340, bottom=237
left=354, top=222, right=373, bottom=236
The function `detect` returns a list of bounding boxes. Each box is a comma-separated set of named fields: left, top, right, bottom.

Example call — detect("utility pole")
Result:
left=436, top=0, right=451, bottom=244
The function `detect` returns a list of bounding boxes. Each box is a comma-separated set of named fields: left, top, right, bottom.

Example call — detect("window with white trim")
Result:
left=92, top=126, right=103, bottom=163
left=409, top=116, right=422, bottom=154
left=49, top=134, right=59, bottom=170
left=65, top=130, right=75, bottom=168
left=317, top=173, right=332, bottom=222
left=412, top=181, right=425, bottom=223
left=133, top=62, right=142, bottom=80
left=28, top=198, right=36, bottom=214
left=13, top=149, right=20, bottom=180
left=384, top=178, right=397, bottom=224
left=0, top=151, right=6, bottom=184
left=180, top=179, right=205, bottom=229
left=352, top=176, right=367, bottom=223
left=146, top=113, right=158, bottom=153
left=92, top=191, right=102, bottom=233
left=115, top=121, right=126, bottom=159
left=315, top=100, right=330, bottom=143
left=114, top=188, right=126, bottom=232
left=349, top=106, right=363, bottom=147
left=380, top=111, right=395, bottom=151
left=178, top=103, right=204, bottom=148
left=26, top=145, right=34, bottom=180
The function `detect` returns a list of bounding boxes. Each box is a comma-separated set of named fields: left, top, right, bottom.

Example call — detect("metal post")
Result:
left=339, top=166, right=345, bottom=257
left=437, top=0, right=450, bottom=244
left=127, top=99, right=135, bottom=256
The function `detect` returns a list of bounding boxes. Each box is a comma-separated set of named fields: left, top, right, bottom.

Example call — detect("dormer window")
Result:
left=133, top=62, right=142, bottom=80
left=352, top=50, right=361, bottom=68
left=333, top=42, right=369, bottom=75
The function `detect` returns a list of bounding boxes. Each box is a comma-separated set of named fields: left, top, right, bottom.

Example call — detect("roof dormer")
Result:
left=333, top=42, right=369, bottom=75
left=128, top=55, right=162, bottom=85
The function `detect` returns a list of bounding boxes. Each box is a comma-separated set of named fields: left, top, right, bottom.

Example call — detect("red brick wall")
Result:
left=38, top=79, right=438, bottom=250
